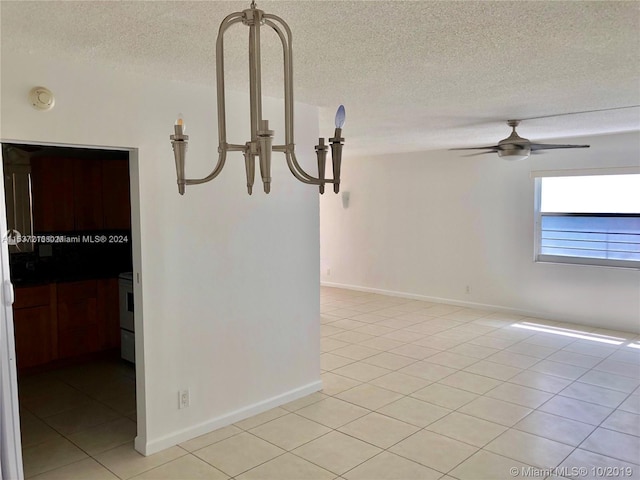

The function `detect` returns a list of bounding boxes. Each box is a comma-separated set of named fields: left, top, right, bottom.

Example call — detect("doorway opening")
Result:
left=1, top=142, right=143, bottom=478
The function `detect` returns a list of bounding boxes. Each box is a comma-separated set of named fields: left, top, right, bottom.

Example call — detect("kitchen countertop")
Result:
left=12, top=272, right=125, bottom=287
left=10, top=236, right=132, bottom=288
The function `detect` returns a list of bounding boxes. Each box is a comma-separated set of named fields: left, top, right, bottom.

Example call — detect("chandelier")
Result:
left=170, top=1, right=345, bottom=195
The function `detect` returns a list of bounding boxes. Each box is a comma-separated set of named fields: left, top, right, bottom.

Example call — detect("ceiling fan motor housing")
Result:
left=498, top=130, right=531, bottom=161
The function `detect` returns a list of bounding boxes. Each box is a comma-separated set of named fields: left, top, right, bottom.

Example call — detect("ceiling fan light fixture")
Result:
left=497, top=149, right=530, bottom=161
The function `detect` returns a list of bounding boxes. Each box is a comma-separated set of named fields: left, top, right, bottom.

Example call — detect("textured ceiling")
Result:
left=2, top=1, right=639, bottom=156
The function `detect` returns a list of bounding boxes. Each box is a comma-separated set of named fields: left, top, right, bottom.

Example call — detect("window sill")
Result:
left=536, top=255, right=640, bottom=270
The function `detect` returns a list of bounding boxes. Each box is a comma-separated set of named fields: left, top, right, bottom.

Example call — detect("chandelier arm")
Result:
left=288, top=149, right=319, bottom=182
left=286, top=151, right=338, bottom=185
left=185, top=149, right=228, bottom=185
left=183, top=13, right=244, bottom=187
left=285, top=151, right=321, bottom=185
left=265, top=16, right=322, bottom=185
left=263, top=16, right=309, bottom=185
left=217, top=13, right=244, bottom=148
left=264, top=14, right=295, bottom=148
left=248, top=18, right=262, bottom=143
left=184, top=145, right=249, bottom=185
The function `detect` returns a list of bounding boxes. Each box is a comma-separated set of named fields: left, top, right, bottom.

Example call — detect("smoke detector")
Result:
left=29, top=87, right=55, bottom=111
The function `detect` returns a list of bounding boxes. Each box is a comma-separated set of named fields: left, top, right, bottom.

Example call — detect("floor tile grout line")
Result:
left=238, top=388, right=486, bottom=476
left=324, top=343, right=591, bottom=414
left=554, top=382, right=634, bottom=410
left=508, top=412, right=598, bottom=449
left=305, top=414, right=465, bottom=477
left=25, top=376, right=134, bottom=426
left=324, top=290, right=640, bottom=340
left=327, top=359, right=552, bottom=416
left=21, top=409, right=133, bottom=453
left=325, top=378, right=519, bottom=445
left=22, top=453, right=88, bottom=479
left=34, top=409, right=130, bottom=445
left=92, top=453, right=129, bottom=480
left=322, top=326, right=636, bottom=394
left=575, top=441, right=640, bottom=468
left=22, top=287, right=640, bottom=479
left=320, top=326, right=640, bottom=471
left=568, top=386, right=640, bottom=466
left=196, top=444, right=291, bottom=479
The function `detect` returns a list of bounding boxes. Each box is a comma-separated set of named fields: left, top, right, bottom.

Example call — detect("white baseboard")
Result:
left=321, top=280, right=525, bottom=314
left=135, top=380, right=322, bottom=456
left=320, top=280, right=633, bottom=330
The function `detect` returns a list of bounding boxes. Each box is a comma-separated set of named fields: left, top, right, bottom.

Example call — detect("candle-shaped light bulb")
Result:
left=175, top=114, right=185, bottom=132
left=335, top=105, right=346, bottom=129
left=330, top=105, right=345, bottom=194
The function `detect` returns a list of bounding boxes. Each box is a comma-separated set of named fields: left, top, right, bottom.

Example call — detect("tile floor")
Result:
left=18, top=287, right=640, bottom=479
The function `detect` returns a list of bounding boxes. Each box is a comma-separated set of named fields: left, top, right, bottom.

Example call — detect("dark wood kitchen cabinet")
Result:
left=101, top=158, right=131, bottom=230
left=12, top=279, right=122, bottom=370
left=73, top=159, right=104, bottom=230
left=13, top=285, right=57, bottom=370
left=31, top=157, right=75, bottom=232
left=30, top=156, right=130, bottom=233
left=57, top=280, right=100, bottom=359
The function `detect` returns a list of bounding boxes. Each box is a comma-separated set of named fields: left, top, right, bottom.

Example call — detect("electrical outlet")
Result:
left=465, top=285, right=471, bottom=294
left=179, top=389, right=190, bottom=409
left=326, top=268, right=331, bottom=276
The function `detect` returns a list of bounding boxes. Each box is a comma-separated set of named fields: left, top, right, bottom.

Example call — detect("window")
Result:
left=533, top=170, right=640, bottom=269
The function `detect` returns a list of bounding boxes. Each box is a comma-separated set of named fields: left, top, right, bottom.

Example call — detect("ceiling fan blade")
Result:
left=497, top=143, right=529, bottom=150
left=530, top=143, right=590, bottom=151
left=450, top=146, right=500, bottom=151
left=461, top=151, right=496, bottom=157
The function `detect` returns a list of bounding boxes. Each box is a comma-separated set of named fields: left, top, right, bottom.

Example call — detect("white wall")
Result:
left=1, top=49, right=321, bottom=454
left=321, top=131, right=640, bottom=333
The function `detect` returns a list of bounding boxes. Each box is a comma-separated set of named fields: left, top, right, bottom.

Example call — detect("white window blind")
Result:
left=535, top=172, right=640, bottom=269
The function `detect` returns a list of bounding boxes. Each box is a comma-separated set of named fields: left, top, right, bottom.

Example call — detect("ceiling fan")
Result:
left=451, top=120, right=590, bottom=161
